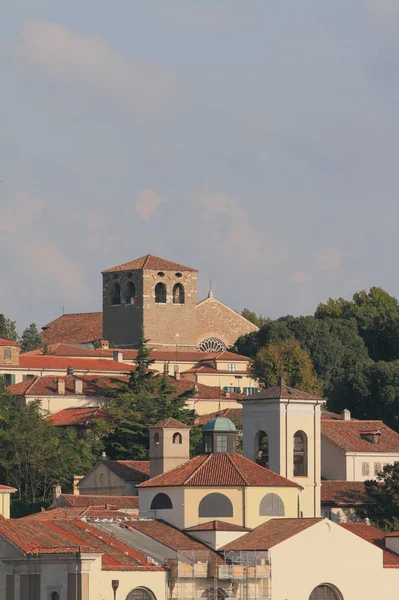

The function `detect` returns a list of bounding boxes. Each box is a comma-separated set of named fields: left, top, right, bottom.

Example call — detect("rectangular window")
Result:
left=224, top=386, right=241, bottom=393
left=216, top=435, right=228, bottom=453
left=22, top=374, right=34, bottom=382
left=244, top=387, right=259, bottom=395
left=3, top=374, right=15, bottom=386
left=362, top=462, right=370, bottom=476
left=228, top=363, right=237, bottom=372
left=374, top=463, right=382, bottom=475
left=173, top=364, right=179, bottom=375
left=204, top=433, right=213, bottom=453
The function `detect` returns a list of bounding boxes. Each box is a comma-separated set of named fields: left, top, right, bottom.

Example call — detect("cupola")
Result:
left=202, top=416, right=237, bottom=454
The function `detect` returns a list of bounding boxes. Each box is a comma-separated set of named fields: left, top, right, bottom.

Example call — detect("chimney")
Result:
left=113, top=350, right=123, bottom=362
left=341, top=409, right=351, bottom=421
left=57, top=379, right=65, bottom=395
left=174, top=369, right=181, bottom=381
left=53, top=484, right=62, bottom=500
left=74, top=378, right=83, bottom=395
left=73, top=475, right=83, bottom=495
left=101, top=340, right=109, bottom=349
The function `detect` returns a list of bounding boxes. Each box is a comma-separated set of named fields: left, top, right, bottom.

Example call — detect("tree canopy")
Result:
left=20, top=323, right=43, bottom=353
left=0, top=314, right=18, bottom=342
left=358, top=463, right=399, bottom=531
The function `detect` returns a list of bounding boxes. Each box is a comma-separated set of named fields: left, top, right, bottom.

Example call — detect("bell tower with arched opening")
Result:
left=149, top=417, right=190, bottom=478
left=102, top=254, right=198, bottom=348
left=242, top=380, right=325, bottom=517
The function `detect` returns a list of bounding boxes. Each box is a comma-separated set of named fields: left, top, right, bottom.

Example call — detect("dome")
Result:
left=203, top=416, right=237, bottom=433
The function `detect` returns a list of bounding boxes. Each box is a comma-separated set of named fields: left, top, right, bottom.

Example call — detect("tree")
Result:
left=241, top=309, right=267, bottom=328
left=252, top=338, right=322, bottom=394
left=358, top=463, right=399, bottom=531
left=0, top=314, right=18, bottom=342
left=20, top=323, right=43, bottom=353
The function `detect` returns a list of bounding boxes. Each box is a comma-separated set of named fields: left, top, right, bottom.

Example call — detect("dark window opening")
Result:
left=111, top=282, right=121, bottom=305
left=126, top=588, right=156, bottom=600
left=50, top=593, right=60, bottom=600
left=204, top=433, right=213, bottom=453
left=293, top=430, right=308, bottom=477
left=154, top=432, right=160, bottom=445
left=125, top=281, right=136, bottom=304
left=198, top=493, right=233, bottom=518
left=256, top=431, right=269, bottom=467
left=309, top=585, right=342, bottom=600
left=155, top=282, right=167, bottom=303
left=150, top=493, right=173, bottom=510
left=173, top=283, right=185, bottom=304
left=173, top=432, right=182, bottom=444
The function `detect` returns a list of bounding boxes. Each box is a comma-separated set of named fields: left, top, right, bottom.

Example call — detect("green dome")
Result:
left=203, top=416, right=237, bottom=432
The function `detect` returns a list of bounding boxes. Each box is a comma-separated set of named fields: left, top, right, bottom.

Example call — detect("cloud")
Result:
left=13, top=19, right=181, bottom=123
left=0, top=190, right=45, bottom=234
left=135, top=189, right=167, bottom=220
left=293, top=248, right=343, bottom=284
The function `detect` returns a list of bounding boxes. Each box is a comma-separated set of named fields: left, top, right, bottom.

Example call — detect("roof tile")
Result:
left=321, top=420, right=399, bottom=453
left=41, top=312, right=102, bottom=345
left=103, top=254, right=197, bottom=273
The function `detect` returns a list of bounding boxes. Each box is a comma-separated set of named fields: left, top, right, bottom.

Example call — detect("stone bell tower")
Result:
left=149, top=418, right=190, bottom=478
left=242, top=380, right=325, bottom=517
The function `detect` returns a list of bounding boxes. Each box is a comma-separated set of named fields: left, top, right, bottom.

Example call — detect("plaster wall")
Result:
left=139, top=487, right=185, bottom=529
left=78, top=462, right=129, bottom=496
left=346, top=453, right=399, bottom=481
left=321, top=437, right=346, bottom=480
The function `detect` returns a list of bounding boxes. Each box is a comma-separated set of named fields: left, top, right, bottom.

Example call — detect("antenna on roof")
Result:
left=62, top=285, right=66, bottom=315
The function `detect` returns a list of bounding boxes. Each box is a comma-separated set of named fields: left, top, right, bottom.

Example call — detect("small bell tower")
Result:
left=149, top=418, right=190, bottom=478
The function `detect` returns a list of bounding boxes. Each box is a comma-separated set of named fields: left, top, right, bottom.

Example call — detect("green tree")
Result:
left=0, top=314, right=18, bottom=342
left=358, top=463, right=399, bottom=531
left=252, top=338, right=322, bottom=394
left=20, top=323, right=43, bottom=353
left=240, top=309, right=267, bottom=328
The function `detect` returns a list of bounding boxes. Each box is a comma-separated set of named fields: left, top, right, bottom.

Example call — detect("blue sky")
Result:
left=1, top=1, right=399, bottom=332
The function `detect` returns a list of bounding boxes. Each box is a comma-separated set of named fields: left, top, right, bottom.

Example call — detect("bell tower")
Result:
left=242, top=380, right=325, bottom=517
left=149, top=417, right=190, bottom=478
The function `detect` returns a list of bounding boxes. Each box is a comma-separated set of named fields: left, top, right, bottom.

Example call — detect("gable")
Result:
left=196, top=296, right=258, bottom=348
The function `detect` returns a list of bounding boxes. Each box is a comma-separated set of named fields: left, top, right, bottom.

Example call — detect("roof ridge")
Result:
left=184, top=454, right=212, bottom=484
left=227, top=453, right=248, bottom=485
left=143, top=254, right=151, bottom=268
left=25, top=377, right=39, bottom=394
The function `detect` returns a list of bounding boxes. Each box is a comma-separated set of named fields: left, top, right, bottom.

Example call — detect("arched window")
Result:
left=50, top=593, right=60, bottom=600
left=202, top=588, right=227, bottom=599
left=154, top=432, right=160, bottom=445
left=198, top=493, right=233, bottom=518
left=173, top=432, right=182, bottom=444
left=126, top=588, right=156, bottom=600
left=255, top=431, right=269, bottom=467
left=111, top=282, right=121, bottom=305
left=259, top=493, right=285, bottom=516
left=155, top=282, right=166, bottom=303
left=150, top=493, right=173, bottom=510
left=3, top=348, right=11, bottom=361
left=198, top=338, right=227, bottom=352
left=173, top=283, right=185, bottom=304
left=293, top=430, right=308, bottom=477
left=309, top=584, right=342, bottom=599
left=125, top=281, right=136, bottom=304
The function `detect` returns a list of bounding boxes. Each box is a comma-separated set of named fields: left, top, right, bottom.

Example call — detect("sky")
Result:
left=1, top=1, right=399, bottom=332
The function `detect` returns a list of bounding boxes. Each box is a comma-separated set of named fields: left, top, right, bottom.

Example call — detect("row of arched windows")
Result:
left=256, top=430, right=308, bottom=477
left=154, top=432, right=182, bottom=445
left=149, top=492, right=286, bottom=517
left=110, top=282, right=185, bottom=305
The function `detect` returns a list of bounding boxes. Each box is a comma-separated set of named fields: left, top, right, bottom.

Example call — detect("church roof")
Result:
left=53, top=494, right=139, bottom=509
left=102, top=254, right=197, bottom=273
left=150, top=417, right=190, bottom=429
left=246, top=382, right=323, bottom=402
left=138, top=453, right=301, bottom=489
left=185, top=521, right=250, bottom=532
left=203, top=416, right=237, bottom=432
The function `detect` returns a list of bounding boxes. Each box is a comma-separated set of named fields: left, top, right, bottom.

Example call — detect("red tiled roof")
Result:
left=0, top=338, right=19, bottom=347
left=321, top=420, right=399, bottom=453
left=185, top=521, right=250, bottom=532
left=55, top=494, right=138, bottom=509
left=0, top=518, right=163, bottom=570
left=220, top=518, right=323, bottom=551
left=150, top=417, right=190, bottom=429
left=41, top=312, right=103, bottom=345
left=138, top=453, right=301, bottom=489
left=173, top=379, right=245, bottom=401
left=17, top=355, right=131, bottom=373
left=8, top=374, right=124, bottom=396
left=102, top=460, right=150, bottom=480
left=46, top=407, right=107, bottom=427
left=246, top=383, right=322, bottom=401
left=195, top=408, right=243, bottom=427
left=102, top=254, right=197, bottom=273
left=25, top=506, right=137, bottom=521
left=0, top=484, right=16, bottom=492
left=321, top=481, right=367, bottom=504
left=339, top=522, right=399, bottom=568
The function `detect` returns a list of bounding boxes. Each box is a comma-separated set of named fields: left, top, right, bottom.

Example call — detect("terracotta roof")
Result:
left=220, top=518, right=323, bottom=551
left=150, top=417, right=190, bottom=429
left=246, top=383, right=322, bottom=401
left=173, top=379, right=245, bottom=401
left=138, top=453, right=301, bottom=489
left=17, top=356, right=131, bottom=373
left=55, top=494, right=138, bottom=509
left=46, top=407, right=107, bottom=427
left=0, top=484, right=16, bottom=492
left=185, top=521, right=250, bottom=532
left=195, top=408, right=243, bottom=427
left=123, top=519, right=222, bottom=562
left=103, top=254, right=197, bottom=273
left=321, top=481, right=367, bottom=504
left=0, top=338, right=19, bottom=347
left=101, top=459, right=150, bottom=480
left=0, top=518, right=163, bottom=570
left=41, top=312, right=103, bottom=345
left=25, top=507, right=137, bottom=521
left=321, top=420, right=399, bottom=453
left=321, top=410, right=343, bottom=420
left=8, top=374, right=125, bottom=396
left=339, top=523, right=399, bottom=568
